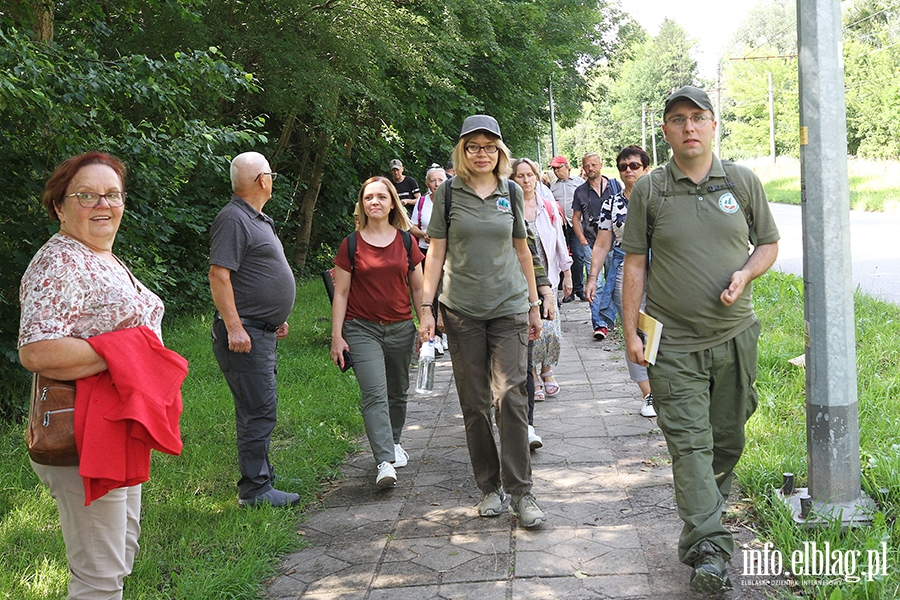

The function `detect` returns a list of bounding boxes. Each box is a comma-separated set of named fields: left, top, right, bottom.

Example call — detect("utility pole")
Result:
left=781, top=0, right=873, bottom=527
left=549, top=78, right=558, bottom=157
left=650, top=110, right=658, bottom=167
left=642, top=103, right=647, bottom=151
left=715, top=63, right=722, bottom=156
left=768, top=72, right=776, bottom=165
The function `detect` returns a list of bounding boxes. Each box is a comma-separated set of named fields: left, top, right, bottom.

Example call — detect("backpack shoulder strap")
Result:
left=721, top=161, right=757, bottom=246
left=415, top=195, right=426, bottom=223
left=645, top=165, right=668, bottom=247
left=400, top=229, right=414, bottom=271
left=442, top=180, right=453, bottom=229
left=347, top=232, right=358, bottom=274
left=508, top=179, right=519, bottom=221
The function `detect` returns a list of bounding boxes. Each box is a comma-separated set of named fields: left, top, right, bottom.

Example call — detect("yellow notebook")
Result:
left=638, top=311, right=663, bottom=365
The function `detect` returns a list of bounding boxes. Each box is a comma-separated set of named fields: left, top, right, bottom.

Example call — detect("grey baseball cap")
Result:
left=664, top=86, right=714, bottom=117
left=459, top=115, right=502, bottom=139
left=388, top=159, right=403, bottom=170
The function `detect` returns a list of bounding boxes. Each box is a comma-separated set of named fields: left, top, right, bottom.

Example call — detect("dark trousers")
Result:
left=212, top=319, right=279, bottom=500
left=441, top=306, right=533, bottom=497
left=565, top=225, right=584, bottom=294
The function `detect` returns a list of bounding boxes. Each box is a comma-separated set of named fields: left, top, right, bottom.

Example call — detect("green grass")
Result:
left=0, top=279, right=363, bottom=599
left=738, top=271, right=900, bottom=599
left=743, top=157, right=900, bottom=212
left=4, top=271, right=900, bottom=599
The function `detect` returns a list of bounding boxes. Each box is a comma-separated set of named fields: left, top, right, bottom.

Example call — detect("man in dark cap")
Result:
left=620, top=86, right=780, bottom=594
left=388, top=158, right=420, bottom=215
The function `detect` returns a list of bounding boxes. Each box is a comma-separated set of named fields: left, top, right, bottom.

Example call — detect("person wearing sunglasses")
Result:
left=585, top=146, right=655, bottom=419
left=620, top=86, right=780, bottom=595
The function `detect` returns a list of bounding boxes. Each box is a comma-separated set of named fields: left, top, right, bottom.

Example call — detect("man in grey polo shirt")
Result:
left=209, top=151, right=298, bottom=508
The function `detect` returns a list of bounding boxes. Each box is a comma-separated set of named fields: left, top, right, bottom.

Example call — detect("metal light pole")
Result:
left=780, top=0, right=873, bottom=526
left=549, top=78, right=557, bottom=158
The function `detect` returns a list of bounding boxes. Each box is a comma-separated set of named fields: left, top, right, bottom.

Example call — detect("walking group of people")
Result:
left=327, top=86, right=781, bottom=595
left=18, top=86, right=778, bottom=598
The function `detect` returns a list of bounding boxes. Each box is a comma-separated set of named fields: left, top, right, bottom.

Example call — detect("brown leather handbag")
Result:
left=26, top=373, right=79, bottom=466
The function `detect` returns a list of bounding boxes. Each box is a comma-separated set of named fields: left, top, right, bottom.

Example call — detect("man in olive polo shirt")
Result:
left=621, top=86, right=780, bottom=595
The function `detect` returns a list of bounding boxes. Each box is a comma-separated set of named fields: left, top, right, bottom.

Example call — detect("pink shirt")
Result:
left=19, top=234, right=164, bottom=347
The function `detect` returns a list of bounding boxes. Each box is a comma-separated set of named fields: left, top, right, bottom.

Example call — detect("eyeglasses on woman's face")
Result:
left=65, top=192, right=126, bottom=208
left=464, top=143, right=499, bottom=155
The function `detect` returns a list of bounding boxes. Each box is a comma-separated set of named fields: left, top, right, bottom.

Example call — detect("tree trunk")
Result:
left=10, top=0, right=54, bottom=41
left=291, top=128, right=329, bottom=270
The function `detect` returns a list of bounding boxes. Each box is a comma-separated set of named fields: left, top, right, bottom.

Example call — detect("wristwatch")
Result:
left=528, top=299, right=542, bottom=307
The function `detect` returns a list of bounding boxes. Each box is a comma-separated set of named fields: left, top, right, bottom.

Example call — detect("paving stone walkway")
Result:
left=267, top=300, right=769, bottom=599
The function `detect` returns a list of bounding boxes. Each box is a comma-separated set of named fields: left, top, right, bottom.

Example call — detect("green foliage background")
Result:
left=0, top=0, right=635, bottom=417
left=3, top=0, right=899, bottom=418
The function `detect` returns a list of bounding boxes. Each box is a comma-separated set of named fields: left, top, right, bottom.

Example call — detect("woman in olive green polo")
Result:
left=417, top=115, right=548, bottom=529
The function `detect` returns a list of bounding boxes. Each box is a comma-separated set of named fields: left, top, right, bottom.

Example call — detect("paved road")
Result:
left=267, top=301, right=771, bottom=600
left=769, top=203, right=900, bottom=305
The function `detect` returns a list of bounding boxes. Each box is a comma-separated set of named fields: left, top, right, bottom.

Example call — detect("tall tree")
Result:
left=843, top=0, right=900, bottom=158
left=606, top=19, right=699, bottom=163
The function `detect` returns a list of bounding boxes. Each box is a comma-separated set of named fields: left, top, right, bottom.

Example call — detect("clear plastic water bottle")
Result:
left=415, top=340, right=435, bottom=395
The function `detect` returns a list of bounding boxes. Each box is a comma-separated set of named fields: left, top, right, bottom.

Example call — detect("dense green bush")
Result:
left=0, top=28, right=266, bottom=418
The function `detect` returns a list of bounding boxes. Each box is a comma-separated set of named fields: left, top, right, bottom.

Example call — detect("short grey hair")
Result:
left=230, top=152, right=269, bottom=193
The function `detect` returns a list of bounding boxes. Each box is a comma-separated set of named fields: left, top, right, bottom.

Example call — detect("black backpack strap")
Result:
left=400, top=229, right=414, bottom=271
left=347, top=232, right=358, bottom=274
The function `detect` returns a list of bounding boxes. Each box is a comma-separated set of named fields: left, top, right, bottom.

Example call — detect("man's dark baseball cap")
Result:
left=459, top=115, right=502, bottom=139
left=664, top=86, right=714, bottom=117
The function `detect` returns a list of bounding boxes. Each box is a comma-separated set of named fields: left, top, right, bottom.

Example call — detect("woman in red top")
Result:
left=330, top=177, right=425, bottom=488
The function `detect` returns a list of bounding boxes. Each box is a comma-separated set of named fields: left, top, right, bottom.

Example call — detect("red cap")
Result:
left=549, top=155, right=569, bottom=168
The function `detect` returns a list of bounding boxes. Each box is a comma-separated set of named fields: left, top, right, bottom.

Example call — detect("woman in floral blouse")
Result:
left=19, top=152, right=165, bottom=599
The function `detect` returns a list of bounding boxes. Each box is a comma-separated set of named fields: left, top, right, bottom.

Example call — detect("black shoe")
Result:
left=561, top=294, right=576, bottom=303
left=689, top=541, right=733, bottom=595
left=576, top=291, right=587, bottom=301
left=238, top=488, right=300, bottom=508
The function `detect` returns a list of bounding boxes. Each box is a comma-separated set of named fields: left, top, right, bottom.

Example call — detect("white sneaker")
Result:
left=393, top=443, right=409, bottom=468
left=441, top=333, right=449, bottom=351
left=641, top=393, right=657, bottom=418
left=434, top=341, right=445, bottom=355
left=528, top=425, right=543, bottom=450
left=376, top=461, right=397, bottom=487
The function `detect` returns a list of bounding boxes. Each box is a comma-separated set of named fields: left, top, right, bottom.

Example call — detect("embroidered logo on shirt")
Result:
left=496, top=197, right=512, bottom=213
left=718, top=192, right=739, bottom=214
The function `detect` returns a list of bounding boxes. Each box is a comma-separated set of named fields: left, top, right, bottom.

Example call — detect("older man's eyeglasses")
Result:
left=65, top=192, right=126, bottom=208
left=254, top=172, right=279, bottom=182
left=464, top=144, right=499, bottom=155
left=617, top=162, right=644, bottom=172
left=664, top=114, right=712, bottom=128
